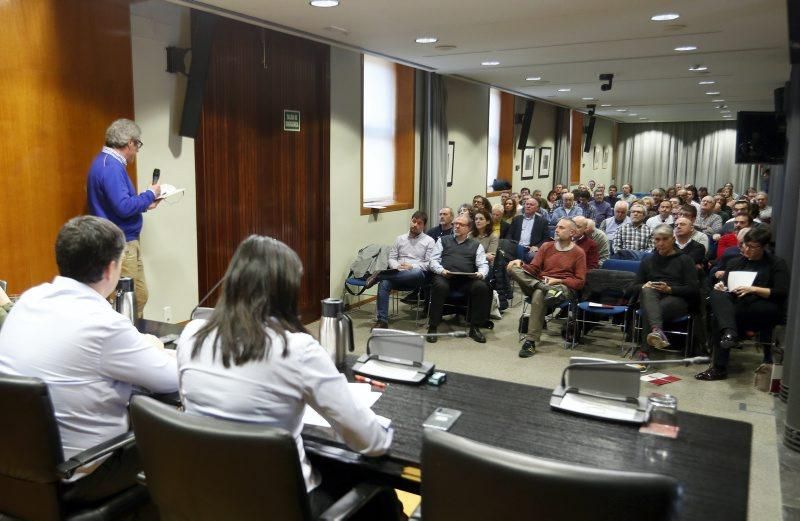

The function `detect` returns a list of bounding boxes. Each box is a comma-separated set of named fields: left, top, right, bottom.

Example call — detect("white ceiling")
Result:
left=170, top=0, right=790, bottom=123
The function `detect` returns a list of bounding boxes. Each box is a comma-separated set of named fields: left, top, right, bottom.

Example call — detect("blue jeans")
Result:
left=515, top=244, right=535, bottom=264
left=376, top=268, right=428, bottom=322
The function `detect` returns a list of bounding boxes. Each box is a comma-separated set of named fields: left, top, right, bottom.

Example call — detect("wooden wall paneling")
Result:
left=570, top=110, right=584, bottom=186
left=498, top=92, right=515, bottom=183
left=195, top=17, right=330, bottom=322
left=394, top=64, right=416, bottom=209
left=0, top=0, right=134, bottom=294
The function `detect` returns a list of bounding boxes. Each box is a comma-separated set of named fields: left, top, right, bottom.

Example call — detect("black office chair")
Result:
left=130, top=395, right=394, bottom=521
left=0, top=374, right=148, bottom=520
left=420, top=429, right=682, bottom=521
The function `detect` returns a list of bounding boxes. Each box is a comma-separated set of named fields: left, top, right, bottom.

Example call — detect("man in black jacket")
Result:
left=504, top=198, right=549, bottom=263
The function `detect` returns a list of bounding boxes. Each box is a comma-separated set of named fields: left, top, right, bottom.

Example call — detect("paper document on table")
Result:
left=558, top=392, right=641, bottom=422
left=359, top=359, right=419, bottom=381
left=727, top=271, right=757, bottom=291
left=303, top=383, right=382, bottom=428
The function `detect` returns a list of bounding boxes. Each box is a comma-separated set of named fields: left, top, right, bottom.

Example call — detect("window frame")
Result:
left=486, top=89, right=514, bottom=197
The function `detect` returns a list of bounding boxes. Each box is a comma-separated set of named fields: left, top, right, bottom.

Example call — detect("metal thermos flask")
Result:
left=114, top=277, right=137, bottom=323
left=319, top=298, right=354, bottom=369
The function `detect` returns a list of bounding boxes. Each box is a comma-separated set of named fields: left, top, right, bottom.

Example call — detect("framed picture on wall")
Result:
left=447, top=141, right=455, bottom=186
left=538, top=147, right=552, bottom=178
left=603, top=146, right=610, bottom=169
left=521, top=146, right=535, bottom=180
left=593, top=145, right=601, bottom=170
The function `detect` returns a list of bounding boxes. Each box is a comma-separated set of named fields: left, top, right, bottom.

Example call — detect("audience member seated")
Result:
left=365, top=211, right=434, bottom=329
left=588, top=188, right=613, bottom=226
left=504, top=197, right=549, bottom=263
left=491, top=204, right=509, bottom=238
left=697, top=227, right=789, bottom=381
left=650, top=188, right=666, bottom=209
left=647, top=200, right=674, bottom=229
left=545, top=189, right=559, bottom=211
left=457, top=203, right=472, bottom=216
left=641, top=196, right=656, bottom=218
left=611, top=203, right=652, bottom=259
left=720, top=199, right=761, bottom=234
left=572, top=217, right=599, bottom=270
left=709, top=227, right=749, bottom=283
left=176, top=235, right=399, bottom=518
left=755, top=191, right=772, bottom=223
left=677, top=205, right=709, bottom=250
left=597, top=183, right=606, bottom=196
left=673, top=217, right=706, bottom=266
left=604, top=185, right=619, bottom=205
left=575, top=190, right=595, bottom=222
left=549, top=191, right=583, bottom=224
left=532, top=189, right=550, bottom=213
left=600, top=200, right=630, bottom=245
left=471, top=208, right=499, bottom=275
left=428, top=213, right=492, bottom=344
left=714, top=213, right=753, bottom=260
left=628, top=224, right=699, bottom=365
left=695, top=196, right=723, bottom=239
left=472, top=195, right=491, bottom=213
left=507, top=219, right=587, bottom=358
left=618, top=183, right=637, bottom=203
left=587, top=218, right=610, bottom=267
left=714, top=193, right=733, bottom=222
left=0, top=284, right=12, bottom=331
left=500, top=190, right=511, bottom=207
left=0, top=216, right=178, bottom=504
left=426, top=207, right=455, bottom=241
left=502, top=198, right=518, bottom=223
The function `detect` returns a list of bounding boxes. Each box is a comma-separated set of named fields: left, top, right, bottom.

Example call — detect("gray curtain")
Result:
left=420, top=72, right=448, bottom=222
left=553, top=107, right=570, bottom=188
left=616, top=121, right=758, bottom=192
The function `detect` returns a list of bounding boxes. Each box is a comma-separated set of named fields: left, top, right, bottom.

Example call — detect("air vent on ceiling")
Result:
left=435, top=44, right=457, bottom=51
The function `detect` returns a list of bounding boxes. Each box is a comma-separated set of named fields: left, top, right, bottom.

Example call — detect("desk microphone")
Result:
left=558, top=356, right=709, bottom=388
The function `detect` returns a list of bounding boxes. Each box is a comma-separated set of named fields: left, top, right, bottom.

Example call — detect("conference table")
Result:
left=139, top=320, right=751, bottom=520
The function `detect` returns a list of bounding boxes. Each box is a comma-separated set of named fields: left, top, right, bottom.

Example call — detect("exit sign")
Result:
left=283, top=110, right=300, bottom=132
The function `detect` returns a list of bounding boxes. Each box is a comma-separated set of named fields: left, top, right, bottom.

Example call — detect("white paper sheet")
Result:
left=358, top=359, right=420, bottom=381
left=558, top=392, right=641, bottom=422
left=727, top=271, right=757, bottom=291
left=302, top=383, right=383, bottom=428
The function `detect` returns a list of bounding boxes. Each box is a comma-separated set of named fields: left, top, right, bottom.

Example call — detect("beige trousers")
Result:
left=508, top=265, right=571, bottom=342
left=121, top=240, right=148, bottom=319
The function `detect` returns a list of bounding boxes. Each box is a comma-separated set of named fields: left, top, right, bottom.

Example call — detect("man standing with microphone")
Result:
left=86, top=119, right=160, bottom=318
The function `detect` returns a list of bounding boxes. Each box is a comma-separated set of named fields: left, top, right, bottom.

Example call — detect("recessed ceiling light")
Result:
left=651, top=13, right=680, bottom=21
left=629, top=113, right=639, bottom=116
left=582, top=97, right=595, bottom=100
left=309, top=0, right=339, bottom=6
left=481, top=60, right=500, bottom=66
left=415, top=37, right=438, bottom=44
left=712, top=99, right=725, bottom=102
left=557, top=88, right=571, bottom=92
left=705, top=91, right=721, bottom=95
left=723, top=115, right=733, bottom=118
left=616, top=109, right=628, bottom=112
left=526, top=76, right=542, bottom=81
left=674, top=45, right=697, bottom=52
left=639, top=117, right=648, bottom=120
left=720, top=110, right=731, bottom=114
left=600, top=104, right=612, bottom=107
left=698, top=80, right=715, bottom=85
left=689, top=65, right=708, bottom=72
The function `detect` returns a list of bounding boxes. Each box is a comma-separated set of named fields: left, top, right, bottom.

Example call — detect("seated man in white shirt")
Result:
left=365, top=211, right=435, bottom=329
left=600, top=200, right=631, bottom=245
left=646, top=200, right=674, bottom=229
left=0, top=216, right=178, bottom=505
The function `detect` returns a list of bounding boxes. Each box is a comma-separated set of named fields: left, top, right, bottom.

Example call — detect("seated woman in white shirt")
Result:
left=176, top=235, right=399, bottom=517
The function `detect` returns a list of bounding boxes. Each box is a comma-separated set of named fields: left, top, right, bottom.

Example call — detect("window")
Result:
left=361, top=55, right=415, bottom=214
left=486, top=89, right=514, bottom=195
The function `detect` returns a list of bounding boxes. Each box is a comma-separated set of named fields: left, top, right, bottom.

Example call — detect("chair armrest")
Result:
left=318, top=483, right=393, bottom=521
left=56, top=431, right=135, bottom=479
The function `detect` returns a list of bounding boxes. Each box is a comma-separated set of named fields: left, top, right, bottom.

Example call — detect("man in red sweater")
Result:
left=508, top=218, right=587, bottom=358
left=573, top=216, right=599, bottom=270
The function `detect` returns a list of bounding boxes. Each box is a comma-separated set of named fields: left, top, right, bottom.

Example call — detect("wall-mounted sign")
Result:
left=283, top=110, right=300, bottom=132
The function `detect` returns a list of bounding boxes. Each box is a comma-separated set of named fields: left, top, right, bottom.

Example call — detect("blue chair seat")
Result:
left=634, top=309, right=690, bottom=324
left=346, top=277, right=367, bottom=287
left=577, top=302, right=628, bottom=316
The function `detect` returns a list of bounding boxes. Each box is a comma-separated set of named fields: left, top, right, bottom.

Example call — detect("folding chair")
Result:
left=572, top=269, right=636, bottom=355
left=632, top=310, right=695, bottom=358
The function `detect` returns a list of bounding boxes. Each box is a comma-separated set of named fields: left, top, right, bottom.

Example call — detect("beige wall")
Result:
left=579, top=116, right=615, bottom=189
left=131, top=1, right=199, bottom=323
left=328, top=46, right=421, bottom=297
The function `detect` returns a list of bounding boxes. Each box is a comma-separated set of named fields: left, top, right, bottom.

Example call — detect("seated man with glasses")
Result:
left=697, top=227, right=789, bottom=381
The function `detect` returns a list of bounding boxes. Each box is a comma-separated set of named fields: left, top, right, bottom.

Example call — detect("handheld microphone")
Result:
left=152, top=168, right=161, bottom=185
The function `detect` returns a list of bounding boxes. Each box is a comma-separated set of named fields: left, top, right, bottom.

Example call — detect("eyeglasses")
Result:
left=131, top=139, right=143, bottom=150
left=742, top=243, right=763, bottom=250
left=453, top=222, right=468, bottom=228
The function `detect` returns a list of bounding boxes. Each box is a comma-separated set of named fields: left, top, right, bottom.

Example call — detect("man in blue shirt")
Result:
left=549, top=192, right=583, bottom=225
left=86, top=119, right=161, bottom=318
left=588, top=188, right=613, bottom=226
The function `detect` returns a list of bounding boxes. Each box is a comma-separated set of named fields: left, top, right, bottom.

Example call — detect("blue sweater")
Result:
left=86, top=151, right=155, bottom=241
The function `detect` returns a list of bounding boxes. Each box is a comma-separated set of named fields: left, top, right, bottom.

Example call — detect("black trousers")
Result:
left=710, top=290, right=782, bottom=368
left=428, top=274, right=491, bottom=328
left=639, top=288, right=688, bottom=351
left=62, top=443, right=142, bottom=506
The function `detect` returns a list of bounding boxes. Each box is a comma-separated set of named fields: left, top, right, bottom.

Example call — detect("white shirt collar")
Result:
left=102, top=146, right=127, bottom=166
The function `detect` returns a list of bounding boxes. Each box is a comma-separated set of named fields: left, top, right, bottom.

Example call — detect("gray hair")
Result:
left=105, top=119, right=141, bottom=148
left=652, top=224, right=674, bottom=238
left=614, top=200, right=629, bottom=211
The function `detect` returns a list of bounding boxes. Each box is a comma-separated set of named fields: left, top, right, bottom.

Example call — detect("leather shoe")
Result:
left=426, top=327, right=438, bottom=343
left=519, top=340, right=536, bottom=358
left=400, top=291, right=420, bottom=304
left=371, top=320, right=388, bottom=331
left=468, top=327, right=486, bottom=343
left=695, top=366, right=728, bottom=381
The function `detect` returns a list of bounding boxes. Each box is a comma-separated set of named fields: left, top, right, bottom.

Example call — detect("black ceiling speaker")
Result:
left=517, top=100, right=536, bottom=150
left=178, top=11, right=218, bottom=138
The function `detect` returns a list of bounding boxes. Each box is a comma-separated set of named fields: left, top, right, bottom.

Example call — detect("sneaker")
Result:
left=371, top=320, right=388, bottom=331
left=631, top=351, right=650, bottom=373
left=646, top=328, right=671, bottom=350
left=426, top=327, right=438, bottom=343
left=519, top=340, right=536, bottom=358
